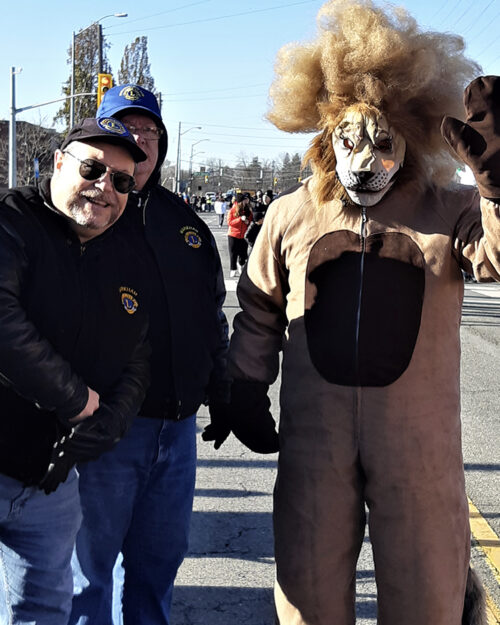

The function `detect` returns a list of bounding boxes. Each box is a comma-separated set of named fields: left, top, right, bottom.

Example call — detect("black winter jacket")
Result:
left=120, top=185, right=229, bottom=420
left=0, top=181, right=150, bottom=484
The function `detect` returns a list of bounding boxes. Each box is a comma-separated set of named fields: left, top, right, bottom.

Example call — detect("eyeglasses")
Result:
left=64, top=151, right=136, bottom=194
left=124, top=124, right=163, bottom=141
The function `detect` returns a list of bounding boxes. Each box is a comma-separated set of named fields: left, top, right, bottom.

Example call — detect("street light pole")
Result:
left=9, top=66, right=21, bottom=188
left=8, top=66, right=95, bottom=188
left=98, top=23, right=103, bottom=74
left=70, top=12, right=127, bottom=126
left=189, top=139, right=209, bottom=178
left=70, top=31, right=76, bottom=128
left=175, top=124, right=202, bottom=193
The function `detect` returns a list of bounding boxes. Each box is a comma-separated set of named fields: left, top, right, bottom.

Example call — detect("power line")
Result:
left=430, top=0, right=453, bottom=19
left=436, top=0, right=465, bottom=27
left=104, top=0, right=215, bottom=29
left=465, top=9, right=500, bottom=45
left=448, top=2, right=477, bottom=29
left=162, top=83, right=268, bottom=96
left=167, top=119, right=315, bottom=133
left=163, top=93, right=267, bottom=103
left=460, top=0, right=496, bottom=36
left=108, top=0, right=319, bottom=36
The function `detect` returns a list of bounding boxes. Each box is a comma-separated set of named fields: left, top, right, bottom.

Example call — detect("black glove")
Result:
left=441, top=75, right=500, bottom=200
left=39, top=404, right=127, bottom=494
left=202, top=401, right=232, bottom=450
left=230, top=380, right=279, bottom=454
left=38, top=431, right=75, bottom=495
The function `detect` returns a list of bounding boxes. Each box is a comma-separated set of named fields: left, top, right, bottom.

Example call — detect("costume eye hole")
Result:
left=342, top=137, right=354, bottom=151
left=376, top=138, right=393, bottom=152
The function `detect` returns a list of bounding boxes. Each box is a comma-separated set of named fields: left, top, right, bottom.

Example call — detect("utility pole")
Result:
left=175, top=124, right=202, bottom=194
left=175, top=122, right=181, bottom=194
left=9, top=67, right=20, bottom=188
left=70, top=31, right=76, bottom=128
left=8, top=67, right=95, bottom=187
left=97, top=23, right=103, bottom=73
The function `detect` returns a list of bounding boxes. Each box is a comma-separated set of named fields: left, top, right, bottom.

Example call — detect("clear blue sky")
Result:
left=2, top=0, right=499, bottom=168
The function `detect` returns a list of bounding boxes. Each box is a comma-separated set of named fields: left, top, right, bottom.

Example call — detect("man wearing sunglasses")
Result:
left=0, top=117, right=150, bottom=625
left=69, top=86, right=230, bottom=625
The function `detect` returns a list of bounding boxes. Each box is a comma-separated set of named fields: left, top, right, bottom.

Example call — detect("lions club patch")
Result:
left=98, top=117, right=128, bottom=135
left=119, top=286, right=139, bottom=315
left=180, top=225, right=202, bottom=249
left=119, top=86, right=145, bottom=102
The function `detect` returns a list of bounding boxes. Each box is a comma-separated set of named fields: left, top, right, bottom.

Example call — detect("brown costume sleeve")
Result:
left=228, top=201, right=290, bottom=383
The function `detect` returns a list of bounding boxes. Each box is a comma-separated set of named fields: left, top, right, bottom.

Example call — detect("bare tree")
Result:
left=0, top=117, right=60, bottom=187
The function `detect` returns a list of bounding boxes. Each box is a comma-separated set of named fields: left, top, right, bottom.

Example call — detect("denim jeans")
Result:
left=70, top=415, right=197, bottom=625
left=0, top=469, right=81, bottom=625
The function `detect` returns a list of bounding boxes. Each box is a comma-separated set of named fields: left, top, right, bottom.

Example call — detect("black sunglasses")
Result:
left=64, top=151, right=136, bottom=194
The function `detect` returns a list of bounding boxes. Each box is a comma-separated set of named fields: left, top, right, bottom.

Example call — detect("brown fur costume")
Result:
left=228, top=1, right=494, bottom=623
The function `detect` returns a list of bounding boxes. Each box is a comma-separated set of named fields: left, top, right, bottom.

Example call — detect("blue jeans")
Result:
left=70, top=415, right=197, bottom=625
left=0, top=469, right=82, bottom=625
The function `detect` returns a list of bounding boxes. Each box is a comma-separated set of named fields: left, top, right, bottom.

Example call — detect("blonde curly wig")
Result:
left=266, top=0, right=481, bottom=203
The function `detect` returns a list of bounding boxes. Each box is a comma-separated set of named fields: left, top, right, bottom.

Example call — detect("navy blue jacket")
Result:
left=0, top=181, right=150, bottom=484
left=120, top=185, right=229, bottom=419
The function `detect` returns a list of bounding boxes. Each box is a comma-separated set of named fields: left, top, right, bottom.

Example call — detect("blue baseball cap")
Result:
left=96, top=84, right=168, bottom=189
left=96, top=85, right=163, bottom=129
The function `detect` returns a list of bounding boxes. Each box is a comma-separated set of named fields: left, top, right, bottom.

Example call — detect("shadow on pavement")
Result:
left=171, top=585, right=378, bottom=624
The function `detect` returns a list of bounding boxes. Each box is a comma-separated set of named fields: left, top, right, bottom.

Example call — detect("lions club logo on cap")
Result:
left=119, top=86, right=145, bottom=102
left=98, top=117, right=128, bottom=135
left=180, top=226, right=202, bottom=249
left=119, top=286, right=139, bottom=315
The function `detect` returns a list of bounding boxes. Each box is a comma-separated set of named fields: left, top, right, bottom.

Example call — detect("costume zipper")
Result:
left=354, top=206, right=367, bottom=386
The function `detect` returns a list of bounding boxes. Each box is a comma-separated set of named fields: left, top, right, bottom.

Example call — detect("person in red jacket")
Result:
left=227, top=193, right=252, bottom=277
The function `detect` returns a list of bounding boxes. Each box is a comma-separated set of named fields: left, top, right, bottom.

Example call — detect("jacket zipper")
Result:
left=355, top=206, right=367, bottom=386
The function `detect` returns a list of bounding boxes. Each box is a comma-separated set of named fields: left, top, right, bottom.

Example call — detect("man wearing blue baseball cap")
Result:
left=0, top=118, right=150, bottom=625
left=69, top=86, right=230, bottom=625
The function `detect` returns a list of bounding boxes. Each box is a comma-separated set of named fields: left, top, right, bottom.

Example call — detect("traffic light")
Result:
left=204, top=175, right=209, bottom=183
left=97, top=73, right=113, bottom=108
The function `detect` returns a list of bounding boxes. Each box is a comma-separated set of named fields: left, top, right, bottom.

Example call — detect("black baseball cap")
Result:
left=60, top=117, right=147, bottom=163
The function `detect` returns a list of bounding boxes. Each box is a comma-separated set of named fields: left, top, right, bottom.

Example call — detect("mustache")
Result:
left=79, top=189, right=109, bottom=203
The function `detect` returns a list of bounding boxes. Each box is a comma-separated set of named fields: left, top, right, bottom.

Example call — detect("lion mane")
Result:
left=266, top=0, right=481, bottom=204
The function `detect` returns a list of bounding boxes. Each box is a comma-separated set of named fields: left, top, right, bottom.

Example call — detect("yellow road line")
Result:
left=468, top=498, right=500, bottom=624
left=486, top=594, right=500, bottom=625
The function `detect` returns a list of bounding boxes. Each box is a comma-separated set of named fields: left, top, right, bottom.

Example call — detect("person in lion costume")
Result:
left=202, top=1, right=499, bottom=623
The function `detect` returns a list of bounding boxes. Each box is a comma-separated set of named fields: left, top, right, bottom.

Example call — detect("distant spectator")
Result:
left=227, top=193, right=252, bottom=278
left=246, top=189, right=273, bottom=248
left=214, top=194, right=227, bottom=227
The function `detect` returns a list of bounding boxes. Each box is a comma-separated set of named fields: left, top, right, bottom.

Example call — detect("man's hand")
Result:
left=441, top=75, right=500, bottom=200
left=70, top=386, right=100, bottom=423
left=39, top=403, right=126, bottom=494
left=202, top=401, right=232, bottom=449
left=230, top=380, right=279, bottom=454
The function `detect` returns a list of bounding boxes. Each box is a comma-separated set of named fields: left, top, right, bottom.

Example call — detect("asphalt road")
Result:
left=170, top=211, right=500, bottom=625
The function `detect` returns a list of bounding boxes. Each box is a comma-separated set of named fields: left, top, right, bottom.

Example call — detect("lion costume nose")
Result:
left=354, top=171, right=375, bottom=185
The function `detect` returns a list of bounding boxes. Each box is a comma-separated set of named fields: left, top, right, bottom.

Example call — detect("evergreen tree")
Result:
left=54, top=25, right=112, bottom=131
left=278, top=152, right=304, bottom=189
left=118, top=36, right=155, bottom=91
